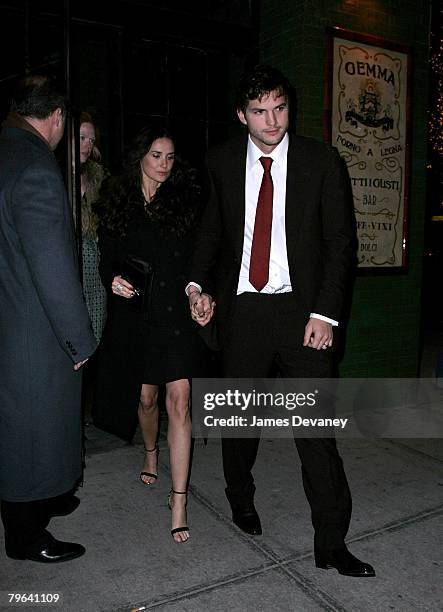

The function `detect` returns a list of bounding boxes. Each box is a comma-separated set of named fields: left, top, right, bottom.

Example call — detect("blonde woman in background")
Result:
left=78, top=112, right=108, bottom=343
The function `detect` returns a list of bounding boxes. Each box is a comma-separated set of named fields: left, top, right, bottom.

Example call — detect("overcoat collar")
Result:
left=2, top=112, right=50, bottom=148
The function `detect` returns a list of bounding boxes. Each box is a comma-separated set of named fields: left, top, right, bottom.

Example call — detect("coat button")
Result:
left=167, top=305, right=173, bottom=312
left=159, top=280, right=166, bottom=287
left=174, top=329, right=180, bottom=336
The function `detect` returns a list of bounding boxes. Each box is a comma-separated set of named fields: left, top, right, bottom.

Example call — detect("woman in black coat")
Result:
left=93, top=124, right=209, bottom=543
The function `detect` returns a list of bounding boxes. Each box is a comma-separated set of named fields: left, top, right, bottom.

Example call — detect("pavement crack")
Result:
left=120, top=555, right=345, bottom=612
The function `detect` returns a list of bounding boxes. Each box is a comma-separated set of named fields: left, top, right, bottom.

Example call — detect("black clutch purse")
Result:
left=120, top=255, right=153, bottom=311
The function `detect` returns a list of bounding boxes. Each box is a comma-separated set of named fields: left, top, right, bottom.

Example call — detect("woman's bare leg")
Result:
left=165, top=379, right=191, bottom=542
left=138, top=384, right=159, bottom=485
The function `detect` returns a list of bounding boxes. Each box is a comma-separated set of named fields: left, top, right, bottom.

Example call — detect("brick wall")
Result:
left=260, top=0, right=430, bottom=376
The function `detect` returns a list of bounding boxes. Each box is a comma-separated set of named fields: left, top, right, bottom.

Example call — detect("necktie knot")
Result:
left=260, top=156, right=273, bottom=173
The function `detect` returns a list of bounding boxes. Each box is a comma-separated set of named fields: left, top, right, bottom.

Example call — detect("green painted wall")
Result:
left=260, top=0, right=430, bottom=376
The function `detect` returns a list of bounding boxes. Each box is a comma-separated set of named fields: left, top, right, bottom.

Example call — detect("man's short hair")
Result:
left=10, top=74, right=67, bottom=120
left=235, top=64, right=293, bottom=113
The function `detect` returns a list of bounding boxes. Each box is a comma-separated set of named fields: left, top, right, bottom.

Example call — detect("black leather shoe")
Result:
left=315, top=547, right=375, bottom=577
left=49, top=495, right=80, bottom=518
left=231, top=504, right=262, bottom=535
left=7, top=538, right=85, bottom=563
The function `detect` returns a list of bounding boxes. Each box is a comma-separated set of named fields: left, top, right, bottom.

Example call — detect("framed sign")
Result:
left=325, top=27, right=412, bottom=271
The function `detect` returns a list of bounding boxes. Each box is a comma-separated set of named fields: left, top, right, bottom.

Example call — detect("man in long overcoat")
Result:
left=0, top=75, right=97, bottom=563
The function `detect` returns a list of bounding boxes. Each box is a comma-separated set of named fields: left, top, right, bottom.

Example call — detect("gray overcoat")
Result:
left=0, top=123, right=97, bottom=502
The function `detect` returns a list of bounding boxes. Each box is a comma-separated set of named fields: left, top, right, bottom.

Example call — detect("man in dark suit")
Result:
left=187, top=65, right=374, bottom=577
left=0, top=75, right=97, bottom=563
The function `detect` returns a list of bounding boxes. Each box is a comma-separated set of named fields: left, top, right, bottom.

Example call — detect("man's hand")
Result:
left=188, top=288, right=215, bottom=327
left=74, top=358, right=89, bottom=371
left=303, top=318, right=333, bottom=350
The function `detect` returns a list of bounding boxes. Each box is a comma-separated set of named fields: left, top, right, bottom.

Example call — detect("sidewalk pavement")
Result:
left=1, top=421, right=442, bottom=611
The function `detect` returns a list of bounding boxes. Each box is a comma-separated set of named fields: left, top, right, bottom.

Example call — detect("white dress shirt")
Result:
left=237, top=133, right=291, bottom=294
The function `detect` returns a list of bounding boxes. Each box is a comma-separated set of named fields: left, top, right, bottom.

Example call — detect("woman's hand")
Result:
left=112, top=275, right=135, bottom=299
left=188, top=290, right=215, bottom=327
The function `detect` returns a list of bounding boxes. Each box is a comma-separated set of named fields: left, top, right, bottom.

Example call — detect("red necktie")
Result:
left=249, top=156, right=273, bottom=291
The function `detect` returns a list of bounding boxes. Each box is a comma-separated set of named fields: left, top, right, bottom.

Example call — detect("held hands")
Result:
left=188, top=289, right=215, bottom=327
left=303, top=318, right=333, bottom=350
left=112, top=275, right=135, bottom=299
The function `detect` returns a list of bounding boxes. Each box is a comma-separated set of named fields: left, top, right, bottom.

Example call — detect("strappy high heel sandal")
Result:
left=167, top=490, right=189, bottom=543
left=139, top=445, right=158, bottom=485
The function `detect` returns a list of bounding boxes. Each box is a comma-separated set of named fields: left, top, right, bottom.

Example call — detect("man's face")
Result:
left=237, top=90, right=289, bottom=153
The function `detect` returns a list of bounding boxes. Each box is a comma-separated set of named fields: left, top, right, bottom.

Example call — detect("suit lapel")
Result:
left=285, top=135, right=310, bottom=260
left=226, top=136, right=247, bottom=258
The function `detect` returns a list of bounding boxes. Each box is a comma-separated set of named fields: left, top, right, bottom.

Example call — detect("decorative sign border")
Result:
left=324, top=27, right=412, bottom=271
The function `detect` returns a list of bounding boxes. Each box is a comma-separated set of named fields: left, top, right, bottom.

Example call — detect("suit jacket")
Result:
left=190, top=132, right=355, bottom=344
left=0, top=124, right=97, bottom=501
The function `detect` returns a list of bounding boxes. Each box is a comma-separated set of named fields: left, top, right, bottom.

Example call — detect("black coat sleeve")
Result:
left=313, top=148, right=356, bottom=319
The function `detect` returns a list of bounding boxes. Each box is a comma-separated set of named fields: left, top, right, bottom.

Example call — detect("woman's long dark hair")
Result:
left=94, top=123, right=200, bottom=237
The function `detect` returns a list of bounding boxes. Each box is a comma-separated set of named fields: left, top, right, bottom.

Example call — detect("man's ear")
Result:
left=237, top=108, right=247, bottom=125
left=52, top=107, right=63, bottom=126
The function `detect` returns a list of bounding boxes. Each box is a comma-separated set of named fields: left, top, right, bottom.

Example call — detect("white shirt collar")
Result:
left=246, top=132, right=289, bottom=170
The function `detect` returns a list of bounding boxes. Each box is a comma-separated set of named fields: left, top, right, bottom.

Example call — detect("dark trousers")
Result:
left=1, top=500, right=51, bottom=555
left=1, top=490, right=73, bottom=555
left=221, top=293, right=351, bottom=551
